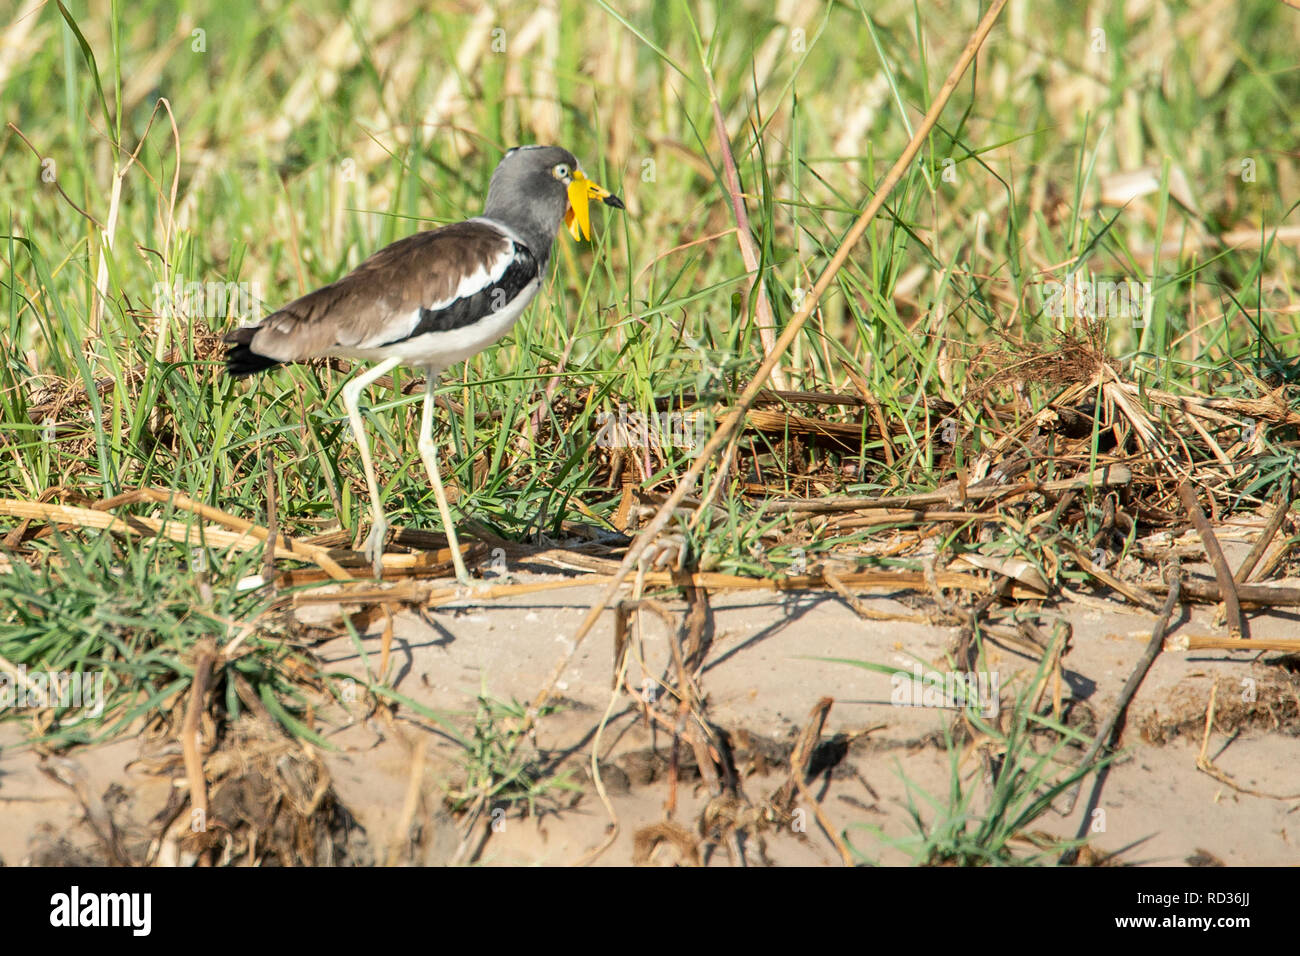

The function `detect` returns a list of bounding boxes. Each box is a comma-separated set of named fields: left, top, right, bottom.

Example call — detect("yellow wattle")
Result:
left=566, top=178, right=592, bottom=241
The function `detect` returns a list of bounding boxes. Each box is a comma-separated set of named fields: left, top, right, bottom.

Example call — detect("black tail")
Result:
left=223, top=326, right=283, bottom=378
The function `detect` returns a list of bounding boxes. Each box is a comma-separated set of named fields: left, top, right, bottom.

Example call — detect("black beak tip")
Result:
left=603, top=194, right=625, bottom=210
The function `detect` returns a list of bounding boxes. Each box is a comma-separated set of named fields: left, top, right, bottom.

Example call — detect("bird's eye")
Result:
left=552, top=163, right=570, bottom=180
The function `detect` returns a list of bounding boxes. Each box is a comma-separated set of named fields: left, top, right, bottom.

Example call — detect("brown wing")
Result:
left=225, top=220, right=521, bottom=368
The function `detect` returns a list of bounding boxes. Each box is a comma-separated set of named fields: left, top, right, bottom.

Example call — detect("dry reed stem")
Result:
left=1234, top=481, right=1292, bottom=584
left=1059, top=569, right=1182, bottom=817
left=767, top=464, right=1131, bottom=513
left=1178, top=480, right=1244, bottom=638
left=180, top=639, right=217, bottom=853
left=0, top=493, right=352, bottom=581
left=1165, top=634, right=1300, bottom=653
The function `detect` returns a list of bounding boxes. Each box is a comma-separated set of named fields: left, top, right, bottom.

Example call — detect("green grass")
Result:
left=848, top=706, right=1099, bottom=866
left=445, top=690, right=579, bottom=820
left=1, top=1, right=1297, bottom=775
left=0, top=526, right=316, bottom=747
left=834, top=643, right=1105, bottom=865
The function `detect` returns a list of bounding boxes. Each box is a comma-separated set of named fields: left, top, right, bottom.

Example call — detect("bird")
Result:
left=224, top=145, right=624, bottom=584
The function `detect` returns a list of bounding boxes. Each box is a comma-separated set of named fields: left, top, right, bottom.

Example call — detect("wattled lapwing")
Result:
left=225, top=145, right=623, bottom=583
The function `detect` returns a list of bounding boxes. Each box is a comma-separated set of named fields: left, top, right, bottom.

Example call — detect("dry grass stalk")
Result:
left=0, top=493, right=352, bottom=581
left=1178, top=480, right=1245, bottom=638
left=180, top=639, right=217, bottom=858
left=765, top=464, right=1131, bottom=513
left=1164, top=634, right=1300, bottom=653
left=1060, top=568, right=1182, bottom=818
left=1196, top=681, right=1300, bottom=801
left=1060, top=539, right=1162, bottom=612
left=1234, top=481, right=1293, bottom=584
left=1148, top=578, right=1300, bottom=607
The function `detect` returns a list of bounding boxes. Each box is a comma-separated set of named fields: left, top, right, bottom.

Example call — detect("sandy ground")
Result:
left=2, top=557, right=1298, bottom=866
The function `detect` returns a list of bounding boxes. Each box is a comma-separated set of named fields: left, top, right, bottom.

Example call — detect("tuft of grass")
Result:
left=853, top=712, right=1098, bottom=867
left=445, top=691, right=579, bottom=820
left=837, top=650, right=1107, bottom=866
left=0, top=529, right=318, bottom=748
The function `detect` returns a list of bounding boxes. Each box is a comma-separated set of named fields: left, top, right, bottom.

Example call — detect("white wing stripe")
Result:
left=347, top=238, right=517, bottom=350
left=422, top=241, right=516, bottom=313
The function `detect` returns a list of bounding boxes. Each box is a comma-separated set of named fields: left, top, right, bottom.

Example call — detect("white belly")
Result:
left=323, top=277, right=542, bottom=372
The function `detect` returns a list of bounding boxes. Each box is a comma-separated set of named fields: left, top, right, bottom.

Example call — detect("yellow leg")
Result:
left=417, top=373, right=472, bottom=585
left=341, top=356, right=402, bottom=577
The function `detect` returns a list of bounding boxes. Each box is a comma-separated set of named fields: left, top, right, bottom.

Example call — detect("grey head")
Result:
left=481, top=145, right=622, bottom=267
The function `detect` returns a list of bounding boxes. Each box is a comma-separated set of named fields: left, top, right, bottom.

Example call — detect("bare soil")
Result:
left=3, top=557, right=1298, bottom=867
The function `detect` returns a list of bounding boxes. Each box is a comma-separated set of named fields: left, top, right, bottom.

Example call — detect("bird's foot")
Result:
left=444, top=537, right=474, bottom=589
left=362, top=517, right=389, bottom=578
left=451, top=560, right=479, bottom=591
left=638, top=532, right=689, bottom=574
left=454, top=577, right=497, bottom=600
left=445, top=551, right=496, bottom=595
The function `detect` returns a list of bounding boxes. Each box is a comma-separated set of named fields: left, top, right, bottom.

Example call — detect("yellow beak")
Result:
left=565, top=170, right=624, bottom=242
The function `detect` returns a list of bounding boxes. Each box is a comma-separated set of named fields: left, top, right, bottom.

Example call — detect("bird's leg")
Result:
left=418, top=372, right=472, bottom=585
left=341, top=356, right=402, bottom=578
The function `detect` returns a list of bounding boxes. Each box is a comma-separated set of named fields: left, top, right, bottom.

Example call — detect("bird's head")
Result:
left=487, top=145, right=624, bottom=244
